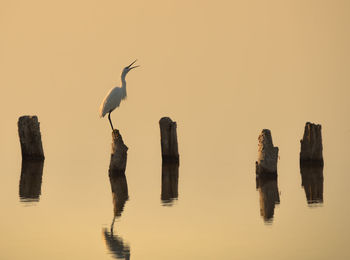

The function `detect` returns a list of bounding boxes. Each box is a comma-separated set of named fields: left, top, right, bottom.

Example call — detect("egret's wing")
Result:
left=99, top=87, right=123, bottom=118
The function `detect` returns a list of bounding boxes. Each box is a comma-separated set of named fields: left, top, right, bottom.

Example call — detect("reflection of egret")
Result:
left=104, top=172, right=130, bottom=260
left=99, top=60, right=139, bottom=131
left=103, top=221, right=130, bottom=260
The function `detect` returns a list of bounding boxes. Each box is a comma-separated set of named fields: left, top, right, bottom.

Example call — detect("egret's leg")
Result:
left=111, top=216, right=116, bottom=235
left=108, top=112, right=115, bottom=132
left=108, top=112, right=118, bottom=141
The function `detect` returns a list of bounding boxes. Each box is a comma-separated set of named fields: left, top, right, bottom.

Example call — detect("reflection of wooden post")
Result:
left=18, top=116, right=45, bottom=160
left=159, top=117, right=179, bottom=163
left=19, top=160, right=44, bottom=202
left=161, top=162, right=179, bottom=206
left=300, top=165, right=324, bottom=205
left=256, top=129, right=279, bottom=176
left=300, top=122, right=323, bottom=165
left=109, top=173, right=129, bottom=217
left=109, top=130, right=128, bottom=175
left=256, top=177, right=280, bottom=223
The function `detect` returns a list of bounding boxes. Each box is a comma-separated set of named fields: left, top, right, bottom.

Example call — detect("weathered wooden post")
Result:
left=19, top=160, right=44, bottom=202
left=18, top=116, right=45, bottom=160
left=159, top=117, right=179, bottom=163
left=300, top=122, right=323, bottom=165
left=299, top=122, right=324, bottom=205
left=109, top=130, right=128, bottom=175
left=255, top=129, right=279, bottom=177
left=108, top=129, right=129, bottom=219
left=159, top=117, right=180, bottom=206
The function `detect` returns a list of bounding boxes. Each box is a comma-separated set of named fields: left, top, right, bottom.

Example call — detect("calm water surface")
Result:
left=1, top=117, right=349, bottom=260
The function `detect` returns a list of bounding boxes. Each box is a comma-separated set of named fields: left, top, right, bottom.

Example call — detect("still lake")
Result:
left=1, top=112, right=350, bottom=259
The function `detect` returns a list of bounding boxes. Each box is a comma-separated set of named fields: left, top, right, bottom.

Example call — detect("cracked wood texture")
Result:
left=256, top=129, right=279, bottom=176
left=159, top=117, right=179, bottom=163
left=300, top=122, right=323, bottom=165
left=109, top=129, right=128, bottom=175
left=18, top=116, right=45, bottom=160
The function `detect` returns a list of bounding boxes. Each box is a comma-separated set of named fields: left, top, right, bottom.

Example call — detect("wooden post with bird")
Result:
left=18, top=115, right=45, bottom=160
left=109, top=129, right=128, bottom=176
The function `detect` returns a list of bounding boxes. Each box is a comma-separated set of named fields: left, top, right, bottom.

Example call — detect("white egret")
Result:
left=99, top=60, right=139, bottom=131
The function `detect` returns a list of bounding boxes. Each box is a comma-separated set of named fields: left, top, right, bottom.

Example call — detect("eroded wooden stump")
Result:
left=300, top=122, right=323, bottom=166
left=159, top=117, right=179, bottom=163
left=18, top=116, right=45, bottom=160
left=109, top=129, right=128, bottom=175
left=108, top=129, right=129, bottom=218
left=256, top=129, right=279, bottom=177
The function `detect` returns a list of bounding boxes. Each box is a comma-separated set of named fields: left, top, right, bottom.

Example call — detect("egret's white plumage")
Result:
left=99, top=86, right=126, bottom=118
left=99, top=60, right=139, bottom=131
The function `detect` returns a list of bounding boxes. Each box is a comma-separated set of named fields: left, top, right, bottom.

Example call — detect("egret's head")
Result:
left=122, top=60, right=139, bottom=77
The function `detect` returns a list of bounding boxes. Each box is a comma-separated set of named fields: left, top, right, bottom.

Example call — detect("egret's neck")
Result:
left=121, top=73, right=127, bottom=98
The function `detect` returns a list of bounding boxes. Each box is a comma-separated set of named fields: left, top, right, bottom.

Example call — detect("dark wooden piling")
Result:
left=18, top=116, right=45, bottom=160
left=161, top=162, right=179, bottom=206
left=108, top=129, right=129, bottom=217
left=19, top=159, right=44, bottom=202
left=159, top=117, right=179, bottom=163
left=109, top=130, right=128, bottom=175
left=300, top=122, right=323, bottom=166
left=255, top=129, right=279, bottom=177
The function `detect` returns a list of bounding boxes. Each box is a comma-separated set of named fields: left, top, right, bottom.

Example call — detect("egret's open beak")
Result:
left=127, top=59, right=140, bottom=70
